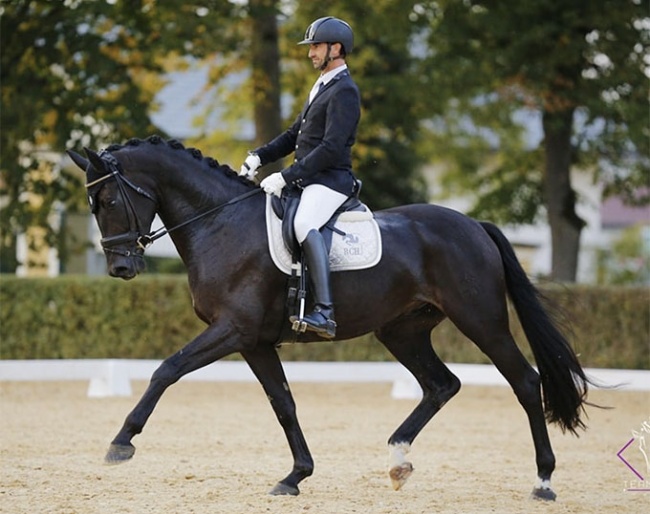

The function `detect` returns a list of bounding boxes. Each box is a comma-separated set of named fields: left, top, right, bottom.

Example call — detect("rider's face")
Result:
left=308, top=42, right=342, bottom=71
left=308, top=43, right=327, bottom=70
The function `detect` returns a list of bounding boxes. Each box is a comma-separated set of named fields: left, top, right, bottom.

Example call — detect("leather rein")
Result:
left=87, top=151, right=262, bottom=257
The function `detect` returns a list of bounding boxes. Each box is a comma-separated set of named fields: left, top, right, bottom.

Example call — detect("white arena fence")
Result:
left=0, top=360, right=648, bottom=399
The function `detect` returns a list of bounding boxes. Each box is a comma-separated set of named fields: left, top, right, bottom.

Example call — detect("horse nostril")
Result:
left=109, top=262, right=136, bottom=279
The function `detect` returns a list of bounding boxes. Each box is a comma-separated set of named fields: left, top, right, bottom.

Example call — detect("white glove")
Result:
left=239, top=153, right=261, bottom=179
left=260, top=172, right=286, bottom=197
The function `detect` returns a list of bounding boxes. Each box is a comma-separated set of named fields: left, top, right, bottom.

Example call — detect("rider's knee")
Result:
left=294, top=217, right=314, bottom=244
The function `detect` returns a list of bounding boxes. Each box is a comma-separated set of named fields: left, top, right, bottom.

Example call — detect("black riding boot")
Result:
left=292, top=229, right=336, bottom=339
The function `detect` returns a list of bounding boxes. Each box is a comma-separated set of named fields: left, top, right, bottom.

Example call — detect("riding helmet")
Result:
left=298, top=17, right=354, bottom=55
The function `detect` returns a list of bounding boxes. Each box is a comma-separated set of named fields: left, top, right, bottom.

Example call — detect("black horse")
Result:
left=67, top=136, right=591, bottom=501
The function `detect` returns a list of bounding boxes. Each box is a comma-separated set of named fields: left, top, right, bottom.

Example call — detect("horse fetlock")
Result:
left=297, top=463, right=314, bottom=478
left=530, top=478, right=556, bottom=501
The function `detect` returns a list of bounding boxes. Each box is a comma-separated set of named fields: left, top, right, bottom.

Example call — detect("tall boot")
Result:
left=291, top=229, right=336, bottom=338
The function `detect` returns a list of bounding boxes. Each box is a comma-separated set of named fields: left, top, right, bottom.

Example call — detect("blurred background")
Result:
left=1, top=0, right=648, bottom=284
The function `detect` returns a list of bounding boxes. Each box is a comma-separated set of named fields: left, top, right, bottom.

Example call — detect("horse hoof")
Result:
left=269, top=482, right=300, bottom=496
left=530, top=486, right=557, bottom=501
left=104, top=443, right=135, bottom=465
left=389, top=462, right=414, bottom=490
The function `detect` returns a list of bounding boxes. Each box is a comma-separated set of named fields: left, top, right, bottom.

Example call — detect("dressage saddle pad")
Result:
left=265, top=195, right=382, bottom=275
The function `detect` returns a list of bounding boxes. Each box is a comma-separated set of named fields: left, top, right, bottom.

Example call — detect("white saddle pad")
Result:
left=265, top=195, right=382, bottom=275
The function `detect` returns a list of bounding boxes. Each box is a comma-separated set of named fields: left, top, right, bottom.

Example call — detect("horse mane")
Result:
left=106, top=135, right=252, bottom=185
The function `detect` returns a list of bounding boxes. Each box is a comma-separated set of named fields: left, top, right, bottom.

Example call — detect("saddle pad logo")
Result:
left=265, top=196, right=382, bottom=275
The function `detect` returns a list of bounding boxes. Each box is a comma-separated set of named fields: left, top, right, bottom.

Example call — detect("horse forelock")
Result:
left=106, top=135, right=251, bottom=186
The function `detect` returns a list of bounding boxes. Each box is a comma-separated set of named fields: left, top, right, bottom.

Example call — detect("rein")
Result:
left=139, top=187, right=262, bottom=249
left=89, top=151, right=262, bottom=256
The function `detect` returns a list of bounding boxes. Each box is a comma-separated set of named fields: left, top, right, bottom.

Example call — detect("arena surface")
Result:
left=0, top=380, right=647, bottom=513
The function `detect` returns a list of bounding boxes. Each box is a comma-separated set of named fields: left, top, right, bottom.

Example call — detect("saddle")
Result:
left=266, top=181, right=382, bottom=274
left=270, top=181, right=365, bottom=257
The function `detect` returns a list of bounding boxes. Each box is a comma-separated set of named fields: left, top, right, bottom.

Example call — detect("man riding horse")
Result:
left=240, top=17, right=360, bottom=339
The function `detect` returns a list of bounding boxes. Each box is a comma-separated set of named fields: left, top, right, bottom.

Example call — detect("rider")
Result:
left=239, top=16, right=360, bottom=339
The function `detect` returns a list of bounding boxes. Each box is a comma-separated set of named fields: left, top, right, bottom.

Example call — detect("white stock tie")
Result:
left=308, top=79, right=324, bottom=104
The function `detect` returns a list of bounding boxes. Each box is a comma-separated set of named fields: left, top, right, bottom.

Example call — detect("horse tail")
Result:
left=479, top=221, right=589, bottom=435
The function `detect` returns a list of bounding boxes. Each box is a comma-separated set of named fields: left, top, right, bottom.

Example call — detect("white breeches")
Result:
left=294, top=184, right=349, bottom=243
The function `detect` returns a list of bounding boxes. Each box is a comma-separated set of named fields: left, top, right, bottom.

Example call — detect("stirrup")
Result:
left=290, top=313, right=336, bottom=339
left=291, top=317, right=308, bottom=334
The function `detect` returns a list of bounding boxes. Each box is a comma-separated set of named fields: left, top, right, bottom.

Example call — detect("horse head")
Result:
left=67, top=147, right=157, bottom=279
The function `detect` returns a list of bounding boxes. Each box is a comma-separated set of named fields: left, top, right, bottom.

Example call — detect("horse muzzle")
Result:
left=101, top=232, right=146, bottom=279
left=107, top=252, right=145, bottom=280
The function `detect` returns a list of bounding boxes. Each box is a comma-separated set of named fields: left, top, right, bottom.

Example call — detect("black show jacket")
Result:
left=254, top=69, right=360, bottom=196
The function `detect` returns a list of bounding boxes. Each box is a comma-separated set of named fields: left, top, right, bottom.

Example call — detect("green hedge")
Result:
left=0, top=276, right=648, bottom=369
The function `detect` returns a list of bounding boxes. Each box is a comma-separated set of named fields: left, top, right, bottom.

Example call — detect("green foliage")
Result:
left=0, top=0, right=243, bottom=272
left=1, top=276, right=648, bottom=369
left=597, top=225, right=650, bottom=285
left=0, top=275, right=205, bottom=359
left=3, top=0, right=647, bottom=280
left=143, top=256, right=186, bottom=274
left=423, top=0, right=649, bottom=217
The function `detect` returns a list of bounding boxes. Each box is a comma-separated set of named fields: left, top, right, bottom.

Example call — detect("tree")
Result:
left=187, top=0, right=284, bottom=173
left=420, top=0, right=649, bottom=281
left=249, top=0, right=283, bottom=150
left=0, top=0, right=242, bottom=272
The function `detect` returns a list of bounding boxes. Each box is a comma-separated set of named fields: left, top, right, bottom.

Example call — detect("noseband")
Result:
left=86, top=151, right=263, bottom=257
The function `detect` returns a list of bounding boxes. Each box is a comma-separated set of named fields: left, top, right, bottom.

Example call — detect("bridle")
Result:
left=86, top=151, right=262, bottom=257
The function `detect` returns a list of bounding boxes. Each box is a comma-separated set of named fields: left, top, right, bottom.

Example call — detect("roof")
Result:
left=600, top=195, right=650, bottom=228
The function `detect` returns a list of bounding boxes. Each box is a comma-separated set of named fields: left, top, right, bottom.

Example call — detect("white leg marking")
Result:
left=388, top=442, right=411, bottom=468
left=388, top=442, right=413, bottom=490
left=531, top=477, right=557, bottom=501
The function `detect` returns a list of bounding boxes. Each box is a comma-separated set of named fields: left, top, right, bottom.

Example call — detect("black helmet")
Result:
left=298, top=17, right=354, bottom=54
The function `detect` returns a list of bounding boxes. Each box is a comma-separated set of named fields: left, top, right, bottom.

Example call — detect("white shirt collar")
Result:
left=319, top=64, right=348, bottom=86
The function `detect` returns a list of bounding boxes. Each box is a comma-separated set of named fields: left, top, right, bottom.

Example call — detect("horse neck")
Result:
left=119, top=145, right=259, bottom=259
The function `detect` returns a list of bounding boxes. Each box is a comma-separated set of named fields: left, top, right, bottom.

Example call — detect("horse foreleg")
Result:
left=105, top=323, right=242, bottom=464
left=242, top=344, right=314, bottom=496
left=376, top=313, right=461, bottom=490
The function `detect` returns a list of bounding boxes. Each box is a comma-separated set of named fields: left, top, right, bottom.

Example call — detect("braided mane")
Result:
left=106, top=135, right=250, bottom=184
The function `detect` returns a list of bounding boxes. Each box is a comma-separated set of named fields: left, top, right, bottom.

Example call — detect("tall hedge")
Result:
left=0, top=276, right=648, bottom=369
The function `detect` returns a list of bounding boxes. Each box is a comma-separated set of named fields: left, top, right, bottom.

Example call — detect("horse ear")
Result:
left=83, top=147, right=107, bottom=173
left=66, top=149, right=89, bottom=172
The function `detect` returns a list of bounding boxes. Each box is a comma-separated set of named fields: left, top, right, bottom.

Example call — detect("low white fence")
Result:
left=0, top=359, right=648, bottom=398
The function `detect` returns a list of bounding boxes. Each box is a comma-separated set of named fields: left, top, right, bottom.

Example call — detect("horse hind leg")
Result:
left=449, top=306, right=557, bottom=500
left=375, top=307, right=461, bottom=491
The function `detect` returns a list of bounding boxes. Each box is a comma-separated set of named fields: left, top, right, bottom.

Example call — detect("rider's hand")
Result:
left=239, top=153, right=261, bottom=179
left=260, top=172, right=286, bottom=197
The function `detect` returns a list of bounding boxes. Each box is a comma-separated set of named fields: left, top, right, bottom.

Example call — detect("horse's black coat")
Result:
left=67, top=137, right=591, bottom=499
